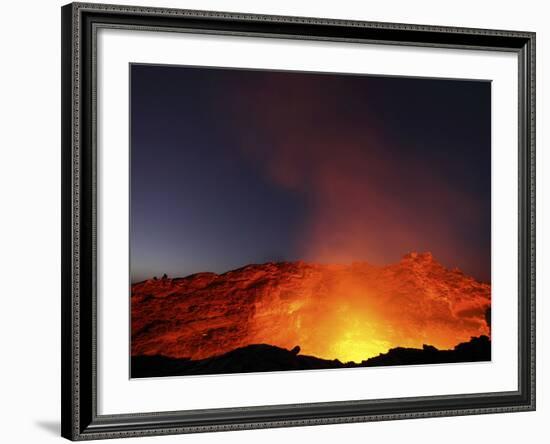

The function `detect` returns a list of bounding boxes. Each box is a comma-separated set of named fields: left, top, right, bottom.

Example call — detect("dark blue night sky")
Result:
left=130, top=64, right=491, bottom=283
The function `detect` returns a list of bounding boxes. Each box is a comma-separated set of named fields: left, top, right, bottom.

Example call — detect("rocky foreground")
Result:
left=131, top=335, right=491, bottom=378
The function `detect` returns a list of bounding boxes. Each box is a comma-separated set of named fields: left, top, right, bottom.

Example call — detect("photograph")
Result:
left=130, top=64, right=492, bottom=378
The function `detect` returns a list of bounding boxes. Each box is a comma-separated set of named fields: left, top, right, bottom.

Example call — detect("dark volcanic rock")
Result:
left=131, top=336, right=491, bottom=378
left=361, top=335, right=491, bottom=366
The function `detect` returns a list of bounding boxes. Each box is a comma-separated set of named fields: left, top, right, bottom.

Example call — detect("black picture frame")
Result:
left=61, top=2, right=536, bottom=440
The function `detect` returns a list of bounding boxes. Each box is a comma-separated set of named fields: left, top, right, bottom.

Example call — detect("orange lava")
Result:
left=131, top=252, right=490, bottom=363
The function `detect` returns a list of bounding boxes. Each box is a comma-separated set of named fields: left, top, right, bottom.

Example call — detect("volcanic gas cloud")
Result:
left=131, top=252, right=490, bottom=364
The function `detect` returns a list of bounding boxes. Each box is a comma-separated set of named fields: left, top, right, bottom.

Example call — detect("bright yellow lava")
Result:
left=325, top=316, right=391, bottom=363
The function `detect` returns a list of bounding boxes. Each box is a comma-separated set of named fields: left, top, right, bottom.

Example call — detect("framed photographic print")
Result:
left=61, top=2, right=536, bottom=440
